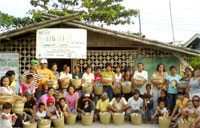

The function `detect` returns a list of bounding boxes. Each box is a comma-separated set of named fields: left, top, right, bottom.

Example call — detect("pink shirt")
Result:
left=65, top=92, right=79, bottom=111
left=0, top=87, right=13, bottom=95
left=20, top=82, right=35, bottom=96
left=38, top=94, right=55, bottom=106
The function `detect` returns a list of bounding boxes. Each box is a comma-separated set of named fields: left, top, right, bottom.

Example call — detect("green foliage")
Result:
left=184, top=56, right=200, bottom=70
left=1, top=0, right=138, bottom=31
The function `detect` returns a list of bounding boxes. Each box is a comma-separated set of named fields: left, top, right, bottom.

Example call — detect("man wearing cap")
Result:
left=37, top=59, right=56, bottom=99
left=22, top=60, right=41, bottom=89
left=23, top=90, right=36, bottom=123
left=78, top=90, right=95, bottom=117
left=96, top=92, right=110, bottom=115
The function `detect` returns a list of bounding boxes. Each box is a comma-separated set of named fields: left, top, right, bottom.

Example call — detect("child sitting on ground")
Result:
left=0, top=102, right=16, bottom=128
left=144, top=93, right=154, bottom=123
left=58, top=97, right=70, bottom=119
left=151, top=100, right=169, bottom=121
left=157, top=90, right=171, bottom=110
left=36, top=103, right=48, bottom=120
left=46, top=97, right=59, bottom=119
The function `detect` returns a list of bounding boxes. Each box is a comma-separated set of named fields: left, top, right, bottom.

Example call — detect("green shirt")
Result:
left=72, top=73, right=83, bottom=79
left=102, top=71, right=115, bottom=76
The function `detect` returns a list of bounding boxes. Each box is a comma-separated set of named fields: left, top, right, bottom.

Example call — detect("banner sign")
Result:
left=36, top=28, right=87, bottom=59
left=0, top=53, right=19, bottom=80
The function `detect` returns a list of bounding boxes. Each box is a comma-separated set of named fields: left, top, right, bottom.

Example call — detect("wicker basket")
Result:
left=0, top=95, right=14, bottom=105
left=94, top=85, right=103, bottom=95
left=81, top=112, right=94, bottom=126
left=52, top=116, right=64, bottom=128
left=112, top=112, right=125, bottom=126
left=159, top=117, right=171, bottom=128
left=130, top=113, right=142, bottom=125
left=82, top=84, right=93, bottom=93
left=12, top=100, right=24, bottom=114
left=54, top=92, right=64, bottom=103
left=99, top=112, right=111, bottom=124
left=179, top=81, right=189, bottom=88
left=37, top=119, right=51, bottom=128
left=71, top=79, right=82, bottom=89
left=178, top=123, right=191, bottom=128
left=61, top=78, right=71, bottom=89
left=47, top=79, right=58, bottom=89
left=23, top=121, right=37, bottom=128
left=102, top=76, right=113, bottom=85
left=122, top=81, right=132, bottom=94
left=112, top=86, right=121, bottom=94
left=152, top=76, right=163, bottom=88
left=65, top=112, right=77, bottom=125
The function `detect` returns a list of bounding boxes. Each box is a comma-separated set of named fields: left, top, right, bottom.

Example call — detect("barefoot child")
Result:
left=144, top=93, right=154, bottom=123
left=151, top=100, right=169, bottom=120
left=46, top=97, right=59, bottom=119
left=36, top=103, right=48, bottom=120
left=58, top=97, right=70, bottom=119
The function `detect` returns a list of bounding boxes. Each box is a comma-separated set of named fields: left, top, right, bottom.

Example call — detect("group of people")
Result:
left=0, top=58, right=200, bottom=128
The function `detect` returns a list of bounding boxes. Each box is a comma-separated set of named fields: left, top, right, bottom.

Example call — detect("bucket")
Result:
left=122, top=81, right=132, bottom=94
left=65, top=112, right=77, bottom=125
left=130, top=113, right=142, bottom=125
left=23, top=121, right=37, bottom=128
left=159, top=117, right=171, bottom=128
left=47, top=79, right=58, bottom=89
left=81, top=112, right=94, bottom=125
left=99, top=112, right=111, bottom=124
left=71, top=79, right=82, bottom=89
left=102, top=76, right=113, bottom=85
left=37, top=119, right=51, bottom=128
left=54, top=92, right=64, bottom=103
left=61, top=78, right=71, bottom=89
left=12, top=100, right=24, bottom=114
left=112, top=112, right=125, bottom=125
left=52, top=116, right=64, bottom=128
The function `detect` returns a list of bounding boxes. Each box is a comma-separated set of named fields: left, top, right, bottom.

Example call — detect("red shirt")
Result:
left=94, top=74, right=102, bottom=83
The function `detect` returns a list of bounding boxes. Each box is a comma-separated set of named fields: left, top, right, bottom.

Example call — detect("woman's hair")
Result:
left=137, top=62, right=144, bottom=70
left=170, top=65, right=176, bottom=70
left=50, top=63, right=57, bottom=69
left=185, top=67, right=192, bottom=72
left=48, top=87, right=54, bottom=91
left=67, top=85, right=75, bottom=92
left=5, top=70, right=15, bottom=77
left=156, top=63, right=166, bottom=72
left=74, top=65, right=81, bottom=70
left=158, top=90, right=168, bottom=103
left=58, top=97, right=66, bottom=111
left=0, top=76, right=9, bottom=87
left=115, top=65, right=122, bottom=72
left=105, top=63, right=112, bottom=68
left=95, top=66, right=101, bottom=71
left=124, top=67, right=131, bottom=73
left=64, top=65, right=70, bottom=71
left=62, top=64, right=67, bottom=71
left=146, top=84, right=151, bottom=89
left=85, top=66, right=92, bottom=72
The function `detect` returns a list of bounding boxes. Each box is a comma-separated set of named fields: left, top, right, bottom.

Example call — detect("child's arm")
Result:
left=1, top=113, right=15, bottom=119
left=151, top=109, right=158, bottom=119
left=170, top=104, right=178, bottom=118
left=58, top=106, right=62, bottom=114
left=75, top=98, right=78, bottom=114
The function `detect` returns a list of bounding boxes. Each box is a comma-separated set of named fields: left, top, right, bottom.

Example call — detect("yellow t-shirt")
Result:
left=9, top=81, right=16, bottom=93
left=96, top=99, right=110, bottom=112
left=176, top=98, right=189, bottom=109
left=37, top=68, right=56, bottom=91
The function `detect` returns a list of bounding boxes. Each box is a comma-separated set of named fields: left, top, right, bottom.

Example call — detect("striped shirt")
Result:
left=22, top=70, right=41, bottom=85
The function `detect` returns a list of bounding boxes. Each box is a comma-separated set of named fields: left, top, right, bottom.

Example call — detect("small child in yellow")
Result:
left=180, top=100, right=196, bottom=123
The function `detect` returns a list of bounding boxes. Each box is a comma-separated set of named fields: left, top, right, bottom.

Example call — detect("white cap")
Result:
left=40, top=59, right=48, bottom=64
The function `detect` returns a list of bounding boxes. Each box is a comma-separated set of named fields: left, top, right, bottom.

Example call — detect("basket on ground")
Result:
left=159, top=117, right=171, bottom=128
left=37, top=119, right=51, bottom=128
left=82, top=83, right=93, bottom=93
left=130, top=113, right=142, bottom=125
left=112, top=112, right=125, bottom=125
left=22, top=121, right=37, bottom=128
left=81, top=112, right=94, bottom=126
left=65, top=112, right=77, bottom=125
left=12, top=100, right=25, bottom=114
left=99, top=112, right=111, bottom=124
left=52, top=116, right=64, bottom=128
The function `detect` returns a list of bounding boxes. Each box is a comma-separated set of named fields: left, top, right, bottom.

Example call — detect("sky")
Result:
left=0, top=0, right=200, bottom=44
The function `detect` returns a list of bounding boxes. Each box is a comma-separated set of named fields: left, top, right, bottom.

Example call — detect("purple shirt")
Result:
left=65, top=92, right=79, bottom=111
